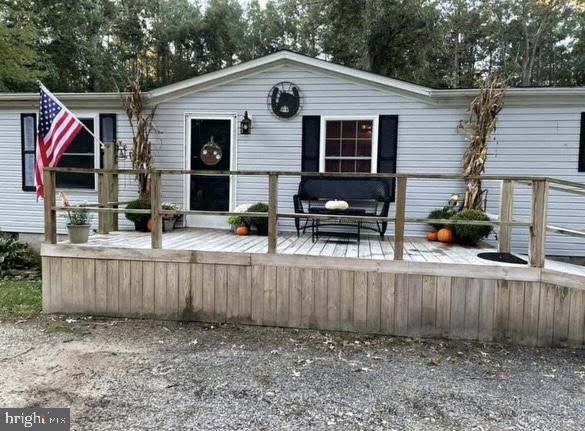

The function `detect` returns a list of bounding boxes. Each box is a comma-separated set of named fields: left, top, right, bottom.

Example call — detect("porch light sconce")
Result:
left=240, top=111, right=252, bottom=135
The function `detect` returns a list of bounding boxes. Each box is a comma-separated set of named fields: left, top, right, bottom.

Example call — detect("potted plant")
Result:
left=450, top=209, right=493, bottom=246
left=227, top=215, right=250, bottom=235
left=60, top=193, right=92, bottom=244
left=125, top=199, right=151, bottom=232
left=162, top=202, right=180, bottom=232
left=228, top=215, right=242, bottom=230
left=244, top=202, right=269, bottom=236
left=228, top=203, right=252, bottom=233
left=426, top=206, right=456, bottom=242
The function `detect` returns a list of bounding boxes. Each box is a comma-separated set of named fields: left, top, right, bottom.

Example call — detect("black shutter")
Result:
left=579, top=113, right=585, bottom=172
left=99, top=113, right=117, bottom=168
left=99, top=113, right=117, bottom=143
left=21, top=113, right=37, bottom=192
left=302, top=116, right=320, bottom=172
left=377, top=115, right=399, bottom=201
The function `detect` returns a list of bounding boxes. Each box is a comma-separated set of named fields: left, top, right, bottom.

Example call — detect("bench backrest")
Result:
left=297, top=177, right=390, bottom=202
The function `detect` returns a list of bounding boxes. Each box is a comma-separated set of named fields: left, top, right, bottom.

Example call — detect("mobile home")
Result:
left=1, top=50, right=584, bottom=256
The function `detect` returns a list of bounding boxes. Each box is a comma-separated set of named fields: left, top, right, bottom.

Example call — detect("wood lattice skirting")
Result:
left=41, top=244, right=585, bottom=348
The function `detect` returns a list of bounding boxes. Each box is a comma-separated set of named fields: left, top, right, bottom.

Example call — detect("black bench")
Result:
left=293, top=177, right=392, bottom=239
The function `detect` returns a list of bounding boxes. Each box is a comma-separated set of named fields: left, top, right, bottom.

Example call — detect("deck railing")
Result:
left=42, top=167, right=585, bottom=268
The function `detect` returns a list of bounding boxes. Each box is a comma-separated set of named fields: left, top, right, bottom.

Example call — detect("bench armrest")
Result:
left=293, top=194, right=305, bottom=213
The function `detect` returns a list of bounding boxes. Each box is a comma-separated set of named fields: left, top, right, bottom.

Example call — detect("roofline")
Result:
left=146, top=50, right=434, bottom=103
left=0, top=92, right=123, bottom=102
left=0, top=51, right=584, bottom=106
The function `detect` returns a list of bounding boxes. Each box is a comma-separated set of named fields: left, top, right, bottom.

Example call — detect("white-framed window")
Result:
left=20, top=113, right=117, bottom=192
left=319, top=116, right=378, bottom=173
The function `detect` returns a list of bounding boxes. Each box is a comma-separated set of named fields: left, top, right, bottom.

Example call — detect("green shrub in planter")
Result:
left=451, top=209, right=493, bottom=246
left=125, top=199, right=151, bottom=231
left=244, top=202, right=269, bottom=235
left=427, top=206, right=456, bottom=230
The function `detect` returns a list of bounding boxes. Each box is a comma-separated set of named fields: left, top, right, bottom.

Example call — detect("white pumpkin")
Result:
left=325, top=200, right=349, bottom=210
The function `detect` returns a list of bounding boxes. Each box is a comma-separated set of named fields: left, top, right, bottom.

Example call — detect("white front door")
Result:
left=184, top=114, right=236, bottom=228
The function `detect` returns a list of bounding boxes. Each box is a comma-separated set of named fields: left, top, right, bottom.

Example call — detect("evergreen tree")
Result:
left=0, top=0, right=43, bottom=91
left=0, top=0, right=584, bottom=92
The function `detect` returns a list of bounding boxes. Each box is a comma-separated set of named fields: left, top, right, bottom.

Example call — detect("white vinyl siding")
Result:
left=0, top=108, right=135, bottom=234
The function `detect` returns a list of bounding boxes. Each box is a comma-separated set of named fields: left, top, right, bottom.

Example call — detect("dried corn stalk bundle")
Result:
left=459, top=76, right=505, bottom=210
left=122, top=81, right=158, bottom=200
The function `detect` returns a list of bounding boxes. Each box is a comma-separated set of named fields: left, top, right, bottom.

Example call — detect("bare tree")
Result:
left=519, top=0, right=563, bottom=86
left=460, top=75, right=506, bottom=210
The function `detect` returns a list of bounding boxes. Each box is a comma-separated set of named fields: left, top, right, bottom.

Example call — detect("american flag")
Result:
left=34, top=85, right=83, bottom=199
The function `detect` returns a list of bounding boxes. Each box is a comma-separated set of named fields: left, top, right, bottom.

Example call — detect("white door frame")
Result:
left=183, top=112, right=238, bottom=228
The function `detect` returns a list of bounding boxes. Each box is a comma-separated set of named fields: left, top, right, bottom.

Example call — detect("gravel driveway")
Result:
left=1, top=316, right=584, bottom=430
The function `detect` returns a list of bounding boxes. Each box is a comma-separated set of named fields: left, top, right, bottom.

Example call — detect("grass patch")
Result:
left=0, top=280, right=41, bottom=317
left=46, top=322, right=91, bottom=336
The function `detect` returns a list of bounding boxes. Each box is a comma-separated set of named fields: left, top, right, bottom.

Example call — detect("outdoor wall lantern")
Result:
left=240, top=111, right=252, bottom=134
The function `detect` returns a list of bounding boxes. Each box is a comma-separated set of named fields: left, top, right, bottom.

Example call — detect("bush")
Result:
left=451, top=209, right=493, bottom=246
left=244, top=202, right=269, bottom=235
left=125, top=199, right=151, bottom=230
left=228, top=215, right=243, bottom=226
left=0, top=234, right=40, bottom=278
left=428, top=207, right=456, bottom=230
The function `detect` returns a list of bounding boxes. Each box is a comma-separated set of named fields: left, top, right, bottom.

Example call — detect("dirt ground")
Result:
left=1, top=316, right=584, bottom=430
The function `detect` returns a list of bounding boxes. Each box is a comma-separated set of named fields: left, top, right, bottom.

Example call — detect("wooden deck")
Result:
left=42, top=227, right=585, bottom=348
left=59, top=228, right=585, bottom=276
left=41, top=168, right=585, bottom=348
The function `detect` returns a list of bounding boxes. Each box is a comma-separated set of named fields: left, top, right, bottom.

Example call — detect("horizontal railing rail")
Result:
left=44, top=166, right=549, bottom=182
left=42, top=167, right=585, bottom=268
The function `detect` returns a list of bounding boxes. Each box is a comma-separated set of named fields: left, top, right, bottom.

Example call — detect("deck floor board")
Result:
left=61, top=228, right=585, bottom=275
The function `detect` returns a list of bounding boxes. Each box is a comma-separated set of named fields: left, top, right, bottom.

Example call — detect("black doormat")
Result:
left=477, top=252, right=528, bottom=265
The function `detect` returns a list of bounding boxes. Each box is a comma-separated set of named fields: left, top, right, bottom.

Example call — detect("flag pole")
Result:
left=36, top=80, right=111, bottom=150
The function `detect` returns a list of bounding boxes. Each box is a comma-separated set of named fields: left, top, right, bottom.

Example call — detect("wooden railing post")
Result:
left=150, top=170, right=162, bottom=249
left=529, top=179, right=548, bottom=268
left=268, top=173, right=278, bottom=253
left=43, top=169, right=57, bottom=244
left=104, top=143, right=118, bottom=231
left=393, top=176, right=407, bottom=260
left=498, top=179, right=514, bottom=253
left=97, top=172, right=109, bottom=234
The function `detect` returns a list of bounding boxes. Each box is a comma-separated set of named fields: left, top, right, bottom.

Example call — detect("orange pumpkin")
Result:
left=437, top=228, right=454, bottom=243
left=147, top=218, right=155, bottom=232
left=235, top=225, right=249, bottom=236
left=426, top=231, right=438, bottom=241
